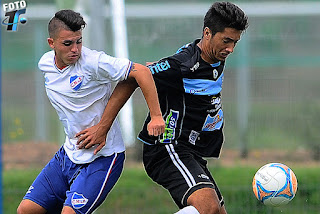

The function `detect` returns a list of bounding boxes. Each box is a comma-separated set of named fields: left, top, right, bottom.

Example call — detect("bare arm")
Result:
left=76, top=63, right=164, bottom=154
left=128, top=63, right=163, bottom=122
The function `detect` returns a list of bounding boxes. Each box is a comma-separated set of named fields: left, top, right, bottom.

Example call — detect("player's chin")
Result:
left=67, top=58, right=79, bottom=65
left=218, top=54, right=228, bottom=61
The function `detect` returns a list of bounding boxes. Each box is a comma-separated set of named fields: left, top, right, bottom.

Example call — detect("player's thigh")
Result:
left=65, top=152, right=125, bottom=213
left=143, top=143, right=216, bottom=207
left=21, top=149, right=68, bottom=213
left=17, top=199, right=47, bottom=214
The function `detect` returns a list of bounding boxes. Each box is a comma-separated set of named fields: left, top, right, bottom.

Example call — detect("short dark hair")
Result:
left=48, top=9, right=86, bottom=38
left=203, top=2, right=248, bottom=35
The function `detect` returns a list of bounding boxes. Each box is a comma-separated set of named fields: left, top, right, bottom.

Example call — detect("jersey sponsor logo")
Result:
left=188, top=130, right=199, bottom=145
left=71, top=192, right=89, bottom=209
left=190, top=62, right=199, bottom=72
left=208, top=96, right=222, bottom=112
left=160, top=109, right=179, bottom=143
left=190, top=88, right=206, bottom=94
left=148, top=60, right=171, bottom=74
left=202, top=109, right=223, bottom=131
left=70, top=75, right=83, bottom=91
left=211, top=96, right=221, bottom=105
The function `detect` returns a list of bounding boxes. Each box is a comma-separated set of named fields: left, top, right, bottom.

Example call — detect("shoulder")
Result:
left=77, top=46, right=105, bottom=72
left=165, top=39, right=201, bottom=73
left=80, top=46, right=129, bottom=66
left=80, top=46, right=103, bottom=62
left=172, top=39, right=200, bottom=63
left=146, top=46, right=192, bottom=74
left=38, top=50, right=55, bottom=71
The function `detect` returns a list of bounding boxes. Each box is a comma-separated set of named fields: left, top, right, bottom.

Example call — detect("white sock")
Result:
left=174, top=206, right=200, bottom=214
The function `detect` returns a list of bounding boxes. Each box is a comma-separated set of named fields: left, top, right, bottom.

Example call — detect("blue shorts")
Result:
left=23, top=146, right=125, bottom=214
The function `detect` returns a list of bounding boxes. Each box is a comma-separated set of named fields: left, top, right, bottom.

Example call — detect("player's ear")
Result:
left=203, top=27, right=212, bottom=39
left=47, top=38, right=54, bottom=49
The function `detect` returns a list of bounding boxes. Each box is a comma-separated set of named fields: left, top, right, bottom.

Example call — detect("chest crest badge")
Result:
left=70, top=75, right=83, bottom=91
left=213, top=69, right=219, bottom=79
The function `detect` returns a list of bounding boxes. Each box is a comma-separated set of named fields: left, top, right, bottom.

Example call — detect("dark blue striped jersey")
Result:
left=138, top=39, right=225, bottom=157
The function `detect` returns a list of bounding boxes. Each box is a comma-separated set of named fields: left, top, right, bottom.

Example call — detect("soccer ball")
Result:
left=252, top=163, right=298, bottom=207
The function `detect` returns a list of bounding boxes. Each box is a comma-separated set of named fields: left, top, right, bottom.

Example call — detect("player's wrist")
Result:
left=149, top=113, right=163, bottom=119
left=97, top=120, right=112, bottom=132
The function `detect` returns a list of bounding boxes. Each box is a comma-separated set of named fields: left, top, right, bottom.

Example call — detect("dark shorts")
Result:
left=23, top=146, right=125, bottom=214
left=143, top=143, right=224, bottom=208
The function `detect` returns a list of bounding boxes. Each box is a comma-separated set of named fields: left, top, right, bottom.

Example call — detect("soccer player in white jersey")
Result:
left=17, top=9, right=165, bottom=214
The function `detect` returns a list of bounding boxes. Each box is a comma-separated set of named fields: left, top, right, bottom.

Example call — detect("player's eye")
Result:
left=76, top=38, right=82, bottom=44
left=63, top=41, right=72, bottom=46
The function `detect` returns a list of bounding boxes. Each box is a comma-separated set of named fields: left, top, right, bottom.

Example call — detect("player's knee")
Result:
left=17, top=202, right=27, bottom=214
left=199, top=204, right=220, bottom=214
left=17, top=206, right=22, bottom=214
left=17, top=201, right=27, bottom=214
left=187, top=203, right=220, bottom=214
left=187, top=188, right=222, bottom=214
left=17, top=199, right=46, bottom=214
left=209, top=206, right=221, bottom=214
left=61, top=205, right=76, bottom=214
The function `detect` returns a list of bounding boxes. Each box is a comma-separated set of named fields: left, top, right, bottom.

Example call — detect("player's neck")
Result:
left=54, top=57, right=68, bottom=70
left=197, top=40, right=219, bottom=64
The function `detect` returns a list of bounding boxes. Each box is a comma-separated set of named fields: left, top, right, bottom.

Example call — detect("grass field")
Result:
left=3, top=163, right=320, bottom=214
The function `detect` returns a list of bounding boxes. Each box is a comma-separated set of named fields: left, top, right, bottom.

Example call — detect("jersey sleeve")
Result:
left=96, top=53, right=132, bottom=82
left=38, top=50, right=55, bottom=73
left=147, top=57, right=182, bottom=92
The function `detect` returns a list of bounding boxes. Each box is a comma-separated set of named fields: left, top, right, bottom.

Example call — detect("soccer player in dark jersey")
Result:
left=138, top=2, right=248, bottom=213
left=78, top=2, right=248, bottom=214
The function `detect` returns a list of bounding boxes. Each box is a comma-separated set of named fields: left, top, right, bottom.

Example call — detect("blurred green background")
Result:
left=2, top=0, right=320, bottom=213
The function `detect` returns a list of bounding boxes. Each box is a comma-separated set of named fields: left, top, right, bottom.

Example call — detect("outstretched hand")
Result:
left=75, top=124, right=109, bottom=155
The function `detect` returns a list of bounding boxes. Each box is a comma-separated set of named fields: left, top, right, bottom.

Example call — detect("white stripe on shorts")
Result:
left=165, top=144, right=196, bottom=188
left=86, top=153, right=118, bottom=214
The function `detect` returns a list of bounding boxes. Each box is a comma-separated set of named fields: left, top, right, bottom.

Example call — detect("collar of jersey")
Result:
left=54, top=61, right=70, bottom=73
left=55, top=64, right=70, bottom=73
left=210, top=61, right=221, bottom=67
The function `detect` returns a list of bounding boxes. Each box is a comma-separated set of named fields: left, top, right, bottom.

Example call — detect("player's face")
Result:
left=201, top=27, right=241, bottom=63
left=48, top=29, right=82, bottom=69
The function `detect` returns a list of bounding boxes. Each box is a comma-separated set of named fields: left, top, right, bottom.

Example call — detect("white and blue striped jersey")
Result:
left=38, top=46, right=132, bottom=164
